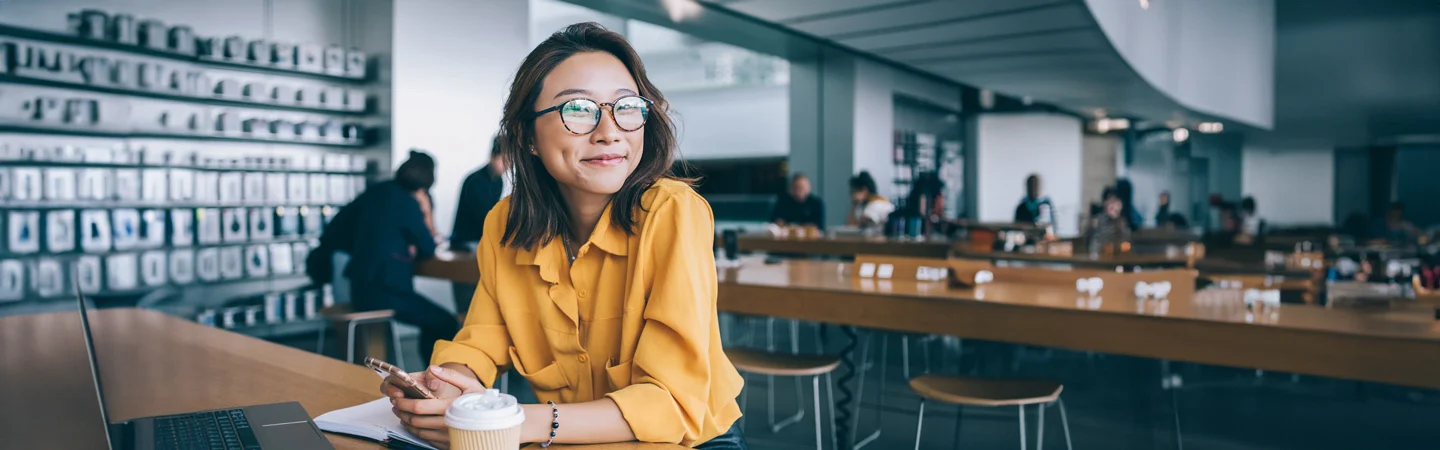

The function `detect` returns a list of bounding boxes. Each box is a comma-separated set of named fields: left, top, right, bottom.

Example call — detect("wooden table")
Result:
left=736, top=234, right=954, bottom=258
left=0, top=308, right=681, bottom=450
left=950, top=248, right=1192, bottom=269
left=716, top=259, right=1440, bottom=390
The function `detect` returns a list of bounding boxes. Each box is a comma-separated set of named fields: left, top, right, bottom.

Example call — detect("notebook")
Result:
left=315, top=397, right=438, bottom=449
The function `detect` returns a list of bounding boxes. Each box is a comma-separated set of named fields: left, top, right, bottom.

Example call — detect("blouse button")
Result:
left=578, top=354, right=589, bottom=363
left=577, top=289, right=587, bottom=298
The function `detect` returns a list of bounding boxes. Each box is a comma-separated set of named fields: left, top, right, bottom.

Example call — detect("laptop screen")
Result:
left=75, top=285, right=117, bottom=449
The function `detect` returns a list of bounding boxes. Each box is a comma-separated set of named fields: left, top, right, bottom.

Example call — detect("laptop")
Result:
left=74, top=288, right=334, bottom=450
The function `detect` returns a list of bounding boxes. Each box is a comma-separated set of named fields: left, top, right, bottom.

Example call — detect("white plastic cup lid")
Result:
left=445, top=389, right=525, bottom=431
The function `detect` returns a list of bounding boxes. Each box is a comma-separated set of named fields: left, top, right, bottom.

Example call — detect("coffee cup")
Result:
left=445, top=389, right=525, bottom=450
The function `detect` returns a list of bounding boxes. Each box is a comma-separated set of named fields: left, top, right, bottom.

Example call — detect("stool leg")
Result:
left=1038, top=402, right=1045, bottom=450
left=316, top=326, right=326, bottom=355
left=1018, top=405, right=1027, bottom=450
left=1057, top=399, right=1073, bottom=450
left=346, top=320, right=359, bottom=364
left=814, top=322, right=824, bottom=354
left=389, top=320, right=404, bottom=371
left=739, top=373, right=749, bottom=432
left=825, top=372, right=837, bottom=450
left=901, top=335, right=911, bottom=380
left=912, top=399, right=926, bottom=450
left=855, top=333, right=887, bottom=449
left=951, top=405, right=964, bottom=450
left=812, top=375, right=823, bottom=450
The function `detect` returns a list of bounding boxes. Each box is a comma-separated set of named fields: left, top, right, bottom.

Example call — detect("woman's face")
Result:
left=532, top=51, right=644, bottom=199
left=851, top=188, right=868, bottom=204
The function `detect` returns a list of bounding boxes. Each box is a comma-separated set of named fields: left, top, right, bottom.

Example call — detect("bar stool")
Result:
left=726, top=347, right=841, bottom=450
left=315, top=304, right=404, bottom=367
left=909, top=374, right=1072, bottom=450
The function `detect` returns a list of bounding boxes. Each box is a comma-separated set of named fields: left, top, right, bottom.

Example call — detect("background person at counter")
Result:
left=449, top=135, right=509, bottom=314
left=383, top=23, right=745, bottom=449
left=770, top=172, right=824, bottom=230
left=847, top=171, right=894, bottom=229
left=323, top=150, right=457, bottom=363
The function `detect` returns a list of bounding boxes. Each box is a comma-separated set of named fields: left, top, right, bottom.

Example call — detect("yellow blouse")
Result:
left=431, top=178, right=743, bottom=446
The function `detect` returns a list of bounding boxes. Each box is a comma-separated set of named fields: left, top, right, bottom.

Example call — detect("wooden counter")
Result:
left=0, top=308, right=681, bottom=449
left=949, top=248, right=1192, bottom=268
left=716, top=259, right=1440, bottom=390
left=736, top=233, right=953, bottom=258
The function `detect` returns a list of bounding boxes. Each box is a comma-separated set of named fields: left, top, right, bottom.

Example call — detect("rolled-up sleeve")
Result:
left=605, top=192, right=726, bottom=445
left=430, top=210, right=511, bottom=388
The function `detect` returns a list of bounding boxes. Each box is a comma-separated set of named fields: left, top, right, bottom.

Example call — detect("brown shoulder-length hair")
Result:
left=499, top=22, right=686, bottom=251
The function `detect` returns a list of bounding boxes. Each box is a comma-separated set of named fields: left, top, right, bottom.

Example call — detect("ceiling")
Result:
left=702, top=0, right=1440, bottom=147
left=701, top=0, right=1235, bottom=131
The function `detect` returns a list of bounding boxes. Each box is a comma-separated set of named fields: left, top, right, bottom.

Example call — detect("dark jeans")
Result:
left=695, top=421, right=747, bottom=450
left=350, top=281, right=459, bottom=363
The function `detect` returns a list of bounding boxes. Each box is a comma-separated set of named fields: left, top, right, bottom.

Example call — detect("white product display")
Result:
left=12, top=168, right=42, bottom=201
left=44, top=210, right=76, bottom=253
left=269, top=243, right=294, bottom=274
left=196, top=208, right=222, bottom=244
left=113, top=169, right=141, bottom=201
left=138, top=209, right=166, bottom=248
left=7, top=211, right=41, bottom=254
left=292, top=242, right=311, bottom=275
left=287, top=173, right=307, bottom=204
left=266, top=173, right=287, bottom=203
left=219, top=246, right=243, bottom=280
left=0, top=168, right=11, bottom=200
left=244, top=172, right=266, bottom=204
left=328, top=175, right=350, bottom=203
left=34, top=259, right=65, bottom=298
left=222, top=208, right=248, bottom=243
left=44, top=168, right=77, bottom=201
left=219, top=172, right=243, bottom=204
left=106, top=253, right=139, bottom=291
left=0, top=260, right=23, bottom=301
left=80, top=209, right=112, bottom=252
left=170, top=208, right=194, bottom=247
left=141, top=169, right=168, bottom=202
left=244, top=245, right=269, bottom=278
left=308, top=173, right=327, bottom=203
left=194, top=171, right=219, bottom=203
left=169, top=249, right=195, bottom=285
left=140, top=251, right=167, bottom=286
left=248, top=208, right=273, bottom=241
left=195, top=247, right=221, bottom=281
left=75, top=256, right=102, bottom=294
left=168, top=169, right=195, bottom=202
left=78, top=168, right=108, bottom=200
left=111, top=208, right=141, bottom=250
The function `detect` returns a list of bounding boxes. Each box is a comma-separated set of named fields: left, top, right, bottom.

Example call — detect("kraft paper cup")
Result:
left=446, top=389, right=525, bottom=450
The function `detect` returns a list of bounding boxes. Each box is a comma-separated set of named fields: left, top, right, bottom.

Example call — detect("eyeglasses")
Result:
left=532, top=96, right=651, bottom=135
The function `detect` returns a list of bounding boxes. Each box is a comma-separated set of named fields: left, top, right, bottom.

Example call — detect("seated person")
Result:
left=846, top=171, right=894, bottom=229
left=770, top=172, right=825, bottom=230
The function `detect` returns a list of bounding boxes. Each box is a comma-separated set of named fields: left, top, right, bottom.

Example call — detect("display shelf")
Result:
left=0, top=124, right=370, bottom=148
left=0, top=24, right=369, bottom=84
left=0, top=159, right=366, bottom=175
left=0, top=74, right=369, bottom=116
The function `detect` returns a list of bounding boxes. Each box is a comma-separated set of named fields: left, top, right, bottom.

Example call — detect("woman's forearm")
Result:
left=521, top=398, right=636, bottom=444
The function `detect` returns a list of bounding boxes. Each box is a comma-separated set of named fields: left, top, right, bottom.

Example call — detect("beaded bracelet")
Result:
left=541, top=400, right=559, bottom=448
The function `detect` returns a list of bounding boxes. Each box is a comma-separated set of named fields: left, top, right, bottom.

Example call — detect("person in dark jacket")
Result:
left=342, top=150, right=456, bottom=362
left=770, top=172, right=825, bottom=230
left=1014, top=173, right=1054, bottom=224
left=450, top=137, right=508, bottom=315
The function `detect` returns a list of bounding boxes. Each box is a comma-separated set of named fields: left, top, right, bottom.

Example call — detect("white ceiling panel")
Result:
left=788, top=0, right=1061, bottom=36
left=838, top=4, right=1091, bottom=51
left=880, top=29, right=1106, bottom=61
left=722, top=0, right=920, bottom=23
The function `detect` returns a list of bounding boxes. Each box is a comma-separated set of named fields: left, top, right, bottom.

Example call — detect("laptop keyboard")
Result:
left=153, top=409, right=261, bottom=450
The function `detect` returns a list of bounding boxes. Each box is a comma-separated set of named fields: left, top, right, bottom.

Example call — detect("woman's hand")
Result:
left=381, top=365, right=486, bottom=449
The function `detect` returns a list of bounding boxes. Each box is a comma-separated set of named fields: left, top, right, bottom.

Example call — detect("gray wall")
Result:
left=1395, top=145, right=1440, bottom=228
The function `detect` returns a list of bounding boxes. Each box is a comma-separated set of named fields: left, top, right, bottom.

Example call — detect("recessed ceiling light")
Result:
left=1173, top=128, right=1190, bottom=143
left=1197, top=122, right=1224, bottom=133
left=1140, top=0, right=1151, bottom=10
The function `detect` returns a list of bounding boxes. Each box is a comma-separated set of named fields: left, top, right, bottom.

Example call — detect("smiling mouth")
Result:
left=582, top=153, right=627, bottom=166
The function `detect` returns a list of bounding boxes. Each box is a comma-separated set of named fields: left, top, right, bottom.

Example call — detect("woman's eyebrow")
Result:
left=553, top=88, right=592, bottom=99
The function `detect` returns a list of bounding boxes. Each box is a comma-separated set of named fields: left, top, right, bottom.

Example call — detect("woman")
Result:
left=846, top=171, right=894, bottom=229
left=382, top=23, right=745, bottom=449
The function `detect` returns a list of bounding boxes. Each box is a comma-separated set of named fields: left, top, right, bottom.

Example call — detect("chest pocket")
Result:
left=508, top=346, right=571, bottom=391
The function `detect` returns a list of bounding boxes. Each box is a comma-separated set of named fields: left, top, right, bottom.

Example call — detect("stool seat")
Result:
left=725, top=348, right=841, bottom=377
left=909, top=374, right=1063, bottom=407
left=320, top=305, right=395, bottom=323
